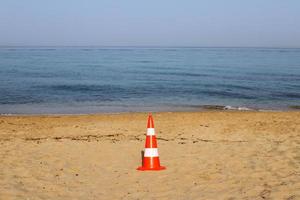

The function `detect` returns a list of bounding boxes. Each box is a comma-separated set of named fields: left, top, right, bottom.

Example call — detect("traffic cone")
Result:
left=137, top=113, right=166, bottom=171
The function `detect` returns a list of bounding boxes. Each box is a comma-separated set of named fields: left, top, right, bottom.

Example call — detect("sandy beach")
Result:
left=0, top=111, right=299, bottom=199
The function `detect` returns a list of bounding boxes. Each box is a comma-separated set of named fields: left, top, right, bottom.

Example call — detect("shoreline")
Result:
left=1, top=109, right=299, bottom=117
left=1, top=104, right=300, bottom=116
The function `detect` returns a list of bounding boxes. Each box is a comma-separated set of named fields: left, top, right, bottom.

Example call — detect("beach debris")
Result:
left=137, top=113, right=166, bottom=171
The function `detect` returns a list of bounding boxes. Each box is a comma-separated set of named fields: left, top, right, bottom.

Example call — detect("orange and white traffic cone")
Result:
left=137, top=113, right=166, bottom=171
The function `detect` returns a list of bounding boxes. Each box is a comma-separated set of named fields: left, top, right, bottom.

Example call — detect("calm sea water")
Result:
left=0, top=47, right=299, bottom=114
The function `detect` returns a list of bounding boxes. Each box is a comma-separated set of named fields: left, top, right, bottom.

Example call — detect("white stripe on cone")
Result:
left=144, top=148, right=159, bottom=157
left=147, top=128, right=155, bottom=136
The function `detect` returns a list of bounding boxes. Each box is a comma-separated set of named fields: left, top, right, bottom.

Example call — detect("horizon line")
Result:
left=0, top=45, right=300, bottom=49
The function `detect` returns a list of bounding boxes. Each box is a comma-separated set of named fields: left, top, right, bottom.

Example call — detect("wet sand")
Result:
left=0, top=111, right=299, bottom=199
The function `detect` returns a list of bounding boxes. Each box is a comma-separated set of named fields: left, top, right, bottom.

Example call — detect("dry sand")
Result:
left=0, top=111, right=299, bottom=200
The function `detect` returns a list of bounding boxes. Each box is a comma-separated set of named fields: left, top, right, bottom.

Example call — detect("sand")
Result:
left=0, top=111, right=299, bottom=200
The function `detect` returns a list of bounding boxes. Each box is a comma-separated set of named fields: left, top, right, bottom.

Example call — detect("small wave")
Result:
left=273, top=92, right=300, bottom=99
left=198, top=105, right=226, bottom=110
left=163, top=49, right=178, bottom=51
left=0, top=113, right=13, bottom=116
left=137, top=60, right=155, bottom=63
left=28, top=48, right=57, bottom=51
left=48, top=84, right=123, bottom=93
left=198, top=105, right=254, bottom=111
left=289, top=105, right=300, bottom=110
left=145, top=71, right=210, bottom=78
left=220, top=84, right=257, bottom=91
left=224, top=106, right=253, bottom=111
left=202, top=90, right=256, bottom=100
left=80, top=49, right=94, bottom=51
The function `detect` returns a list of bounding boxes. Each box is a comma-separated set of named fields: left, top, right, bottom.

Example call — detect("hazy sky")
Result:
left=1, top=0, right=300, bottom=47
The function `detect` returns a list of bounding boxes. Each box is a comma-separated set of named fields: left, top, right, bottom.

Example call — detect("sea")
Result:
left=0, top=47, right=299, bottom=114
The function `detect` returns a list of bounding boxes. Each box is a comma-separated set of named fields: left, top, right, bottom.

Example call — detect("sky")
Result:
left=1, top=0, right=300, bottom=47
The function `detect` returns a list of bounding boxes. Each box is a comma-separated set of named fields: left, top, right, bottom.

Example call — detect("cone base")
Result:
left=136, top=166, right=166, bottom=171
